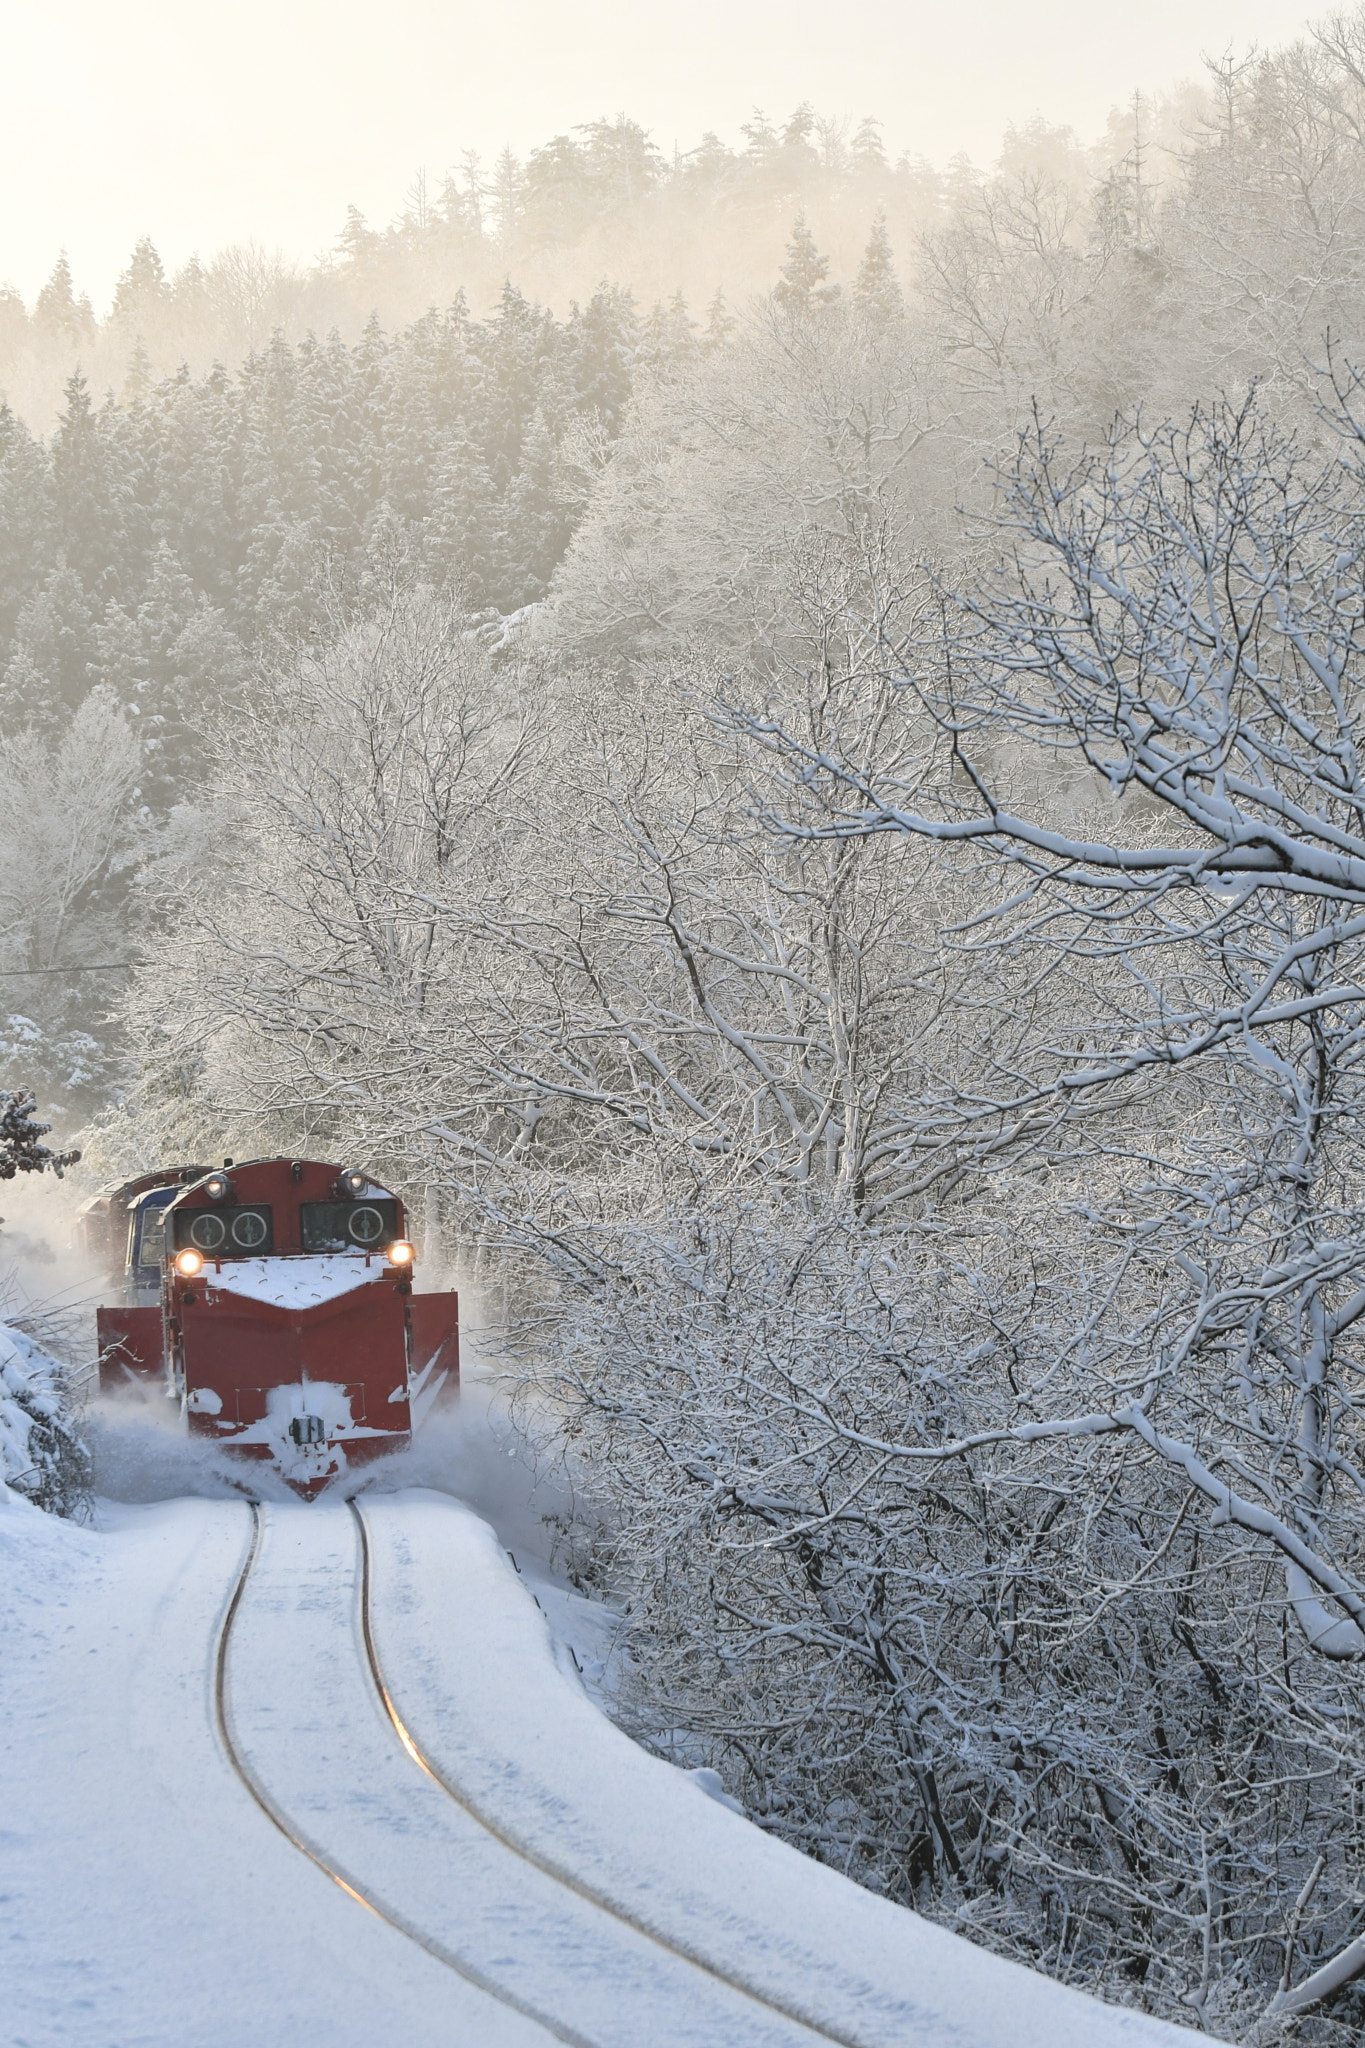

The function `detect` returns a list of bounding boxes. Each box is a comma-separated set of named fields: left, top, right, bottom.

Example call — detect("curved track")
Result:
left=348, top=1498, right=873, bottom=2048
left=213, top=1503, right=593, bottom=2046
left=212, top=1500, right=849, bottom=2048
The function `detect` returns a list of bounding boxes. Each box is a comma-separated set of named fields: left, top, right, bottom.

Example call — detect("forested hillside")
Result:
left=0, top=108, right=945, bottom=428
left=18, top=18, right=1365, bottom=2036
left=0, top=283, right=639, bottom=1108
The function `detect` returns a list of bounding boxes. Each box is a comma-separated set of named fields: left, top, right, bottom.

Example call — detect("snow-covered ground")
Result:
left=0, top=1460, right=1205, bottom=2048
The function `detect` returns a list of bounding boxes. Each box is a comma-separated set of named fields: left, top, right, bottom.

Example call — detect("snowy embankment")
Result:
left=0, top=1319, right=87, bottom=1514
left=0, top=1323, right=59, bottom=1487
left=0, top=1477, right=1206, bottom=2048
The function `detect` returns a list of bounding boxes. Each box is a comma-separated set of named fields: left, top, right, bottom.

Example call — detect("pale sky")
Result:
left=0, top=0, right=1319, bottom=309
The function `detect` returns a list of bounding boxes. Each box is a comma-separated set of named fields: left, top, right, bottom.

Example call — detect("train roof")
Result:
left=76, top=1165, right=212, bottom=1220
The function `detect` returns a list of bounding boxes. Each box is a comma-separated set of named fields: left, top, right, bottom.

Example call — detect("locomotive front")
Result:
left=96, top=1158, right=459, bottom=1496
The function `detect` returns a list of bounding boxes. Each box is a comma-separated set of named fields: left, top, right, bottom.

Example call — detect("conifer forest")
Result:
left=21, top=18, right=1365, bottom=2036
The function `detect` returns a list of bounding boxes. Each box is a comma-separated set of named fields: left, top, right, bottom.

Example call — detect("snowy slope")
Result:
left=0, top=1483, right=1205, bottom=2048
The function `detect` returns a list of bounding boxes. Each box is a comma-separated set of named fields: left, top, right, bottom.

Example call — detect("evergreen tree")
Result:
left=171, top=254, right=210, bottom=321
left=682, top=132, right=738, bottom=193
left=850, top=117, right=888, bottom=174
left=436, top=157, right=484, bottom=240
left=703, top=289, right=738, bottom=352
left=569, top=284, right=638, bottom=433
left=95, top=542, right=245, bottom=809
left=111, top=238, right=170, bottom=327
left=491, top=147, right=525, bottom=257
left=121, top=338, right=154, bottom=405
left=0, top=285, right=28, bottom=366
left=502, top=404, right=574, bottom=600
left=774, top=215, right=840, bottom=317
left=577, top=117, right=665, bottom=209
left=740, top=110, right=780, bottom=169
left=335, top=205, right=379, bottom=269
left=0, top=1092, right=79, bottom=1180
left=637, top=293, right=699, bottom=377
left=780, top=104, right=820, bottom=177
left=0, top=405, right=54, bottom=645
left=2, top=568, right=97, bottom=740
left=34, top=254, right=94, bottom=349
left=853, top=210, right=905, bottom=328
left=428, top=424, right=499, bottom=602
left=50, top=373, right=125, bottom=595
left=521, top=134, right=597, bottom=246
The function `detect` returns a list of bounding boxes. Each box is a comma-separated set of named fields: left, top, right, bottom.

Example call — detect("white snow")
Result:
left=225, top=1378, right=395, bottom=1484
left=0, top=1494, right=540, bottom=2046
left=202, top=1252, right=388, bottom=1312
left=362, top=1490, right=1199, bottom=2048
left=407, top=1350, right=452, bottom=1433
left=0, top=1320, right=65, bottom=1493
left=0, top=1482, right=1204, bottom=2047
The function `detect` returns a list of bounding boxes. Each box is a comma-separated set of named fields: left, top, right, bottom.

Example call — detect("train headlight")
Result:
left=204, top=1172, right=232, bottom=1201
left=175, top=1248, right=204, bottom=1278
left=338, top=1168, right=367, bottom=1196
left=387, top=1240, right=414, bottom=1267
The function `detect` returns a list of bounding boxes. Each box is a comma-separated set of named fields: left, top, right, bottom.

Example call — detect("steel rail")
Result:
left=212, top=1501, right=594, bottom=2048
left=349, top=1496, right=873, bottom=2048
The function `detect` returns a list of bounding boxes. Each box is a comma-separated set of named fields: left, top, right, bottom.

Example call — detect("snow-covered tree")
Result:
left=110, top=237, right=170, bottom=330
left=0, top=1321, right=89, bottom=1517
left=0, top=1092, right=78, bottom=1182
left=0, top=1101, right=86, bottom=1521
left=853, top=211, right=905, bottom=330
left=699, top=368, right=1365, bottom=2030
left=0, top=693, right=140, bottom=1115
left=773, top=215, right=840, bottom=319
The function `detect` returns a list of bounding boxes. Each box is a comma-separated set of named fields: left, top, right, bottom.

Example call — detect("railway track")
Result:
left=213, top=1502, right=587, bottom=2045
left=212, top=1500, right=859, bottom=2048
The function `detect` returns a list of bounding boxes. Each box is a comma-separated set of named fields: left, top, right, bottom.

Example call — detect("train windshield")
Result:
left=171, top=1205, right=275, bottom=1256
left=300, top=1199, right=401, bottom=1252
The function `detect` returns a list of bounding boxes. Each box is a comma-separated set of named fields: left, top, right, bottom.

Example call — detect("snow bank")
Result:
left=0, top=1323, right=61, bottom=1481
left=0, top=1319, right=89, bottom=1516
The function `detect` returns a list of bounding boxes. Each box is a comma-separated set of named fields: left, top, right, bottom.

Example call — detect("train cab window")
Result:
left=301, top=1199, right=401, bottom=1252
left=171, top=1205, right=274, bottom=1256
left=128, top=1189, right=178, bottom=1273
left=137, top=1206, right=168, bottom=1269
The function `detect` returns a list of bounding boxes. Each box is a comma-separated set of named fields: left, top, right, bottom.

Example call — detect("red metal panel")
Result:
left=180, top=1285, right=403, bottom=1390
left=181, top=1286, right=411, bottom=1425
left=409, top=1291, right=460, bottom=1383
left=97, top=1306, right=164, bottom=1390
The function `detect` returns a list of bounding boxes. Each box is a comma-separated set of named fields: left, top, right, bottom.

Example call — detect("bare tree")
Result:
left=698, top=372, right=1365, bottom=2033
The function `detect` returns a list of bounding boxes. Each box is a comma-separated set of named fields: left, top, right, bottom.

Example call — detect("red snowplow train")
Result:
left=88, top=1159, right=459, bottom=1497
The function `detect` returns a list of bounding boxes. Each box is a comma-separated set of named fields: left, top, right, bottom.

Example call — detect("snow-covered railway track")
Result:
left=213, top=1502, right=590, bottom=2045
left=213, top=1500, right=848, bottom=2048
left=6, top=1489, right=1198, bottom=2047
left=347, top=1497, right=877, bottom=2048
